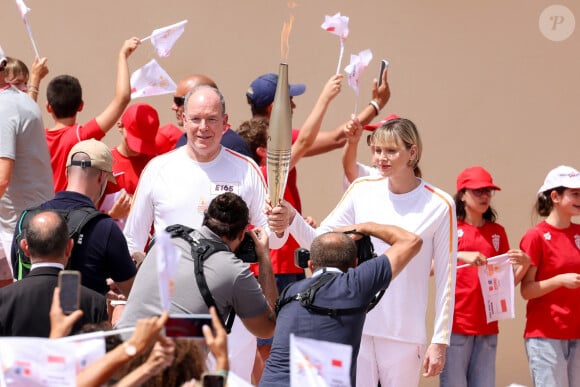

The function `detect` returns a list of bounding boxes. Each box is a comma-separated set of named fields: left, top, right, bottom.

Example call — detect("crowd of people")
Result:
left=0, top=36, right=579, bottom=387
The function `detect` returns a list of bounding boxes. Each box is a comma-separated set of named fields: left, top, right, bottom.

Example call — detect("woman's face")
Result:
left=370, top=136, right=416, bottom=177
left=554, top=188, right=580, bottom=217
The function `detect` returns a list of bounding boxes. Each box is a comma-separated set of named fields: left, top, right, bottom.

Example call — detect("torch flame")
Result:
left=280, top=14, right=294, bottom=62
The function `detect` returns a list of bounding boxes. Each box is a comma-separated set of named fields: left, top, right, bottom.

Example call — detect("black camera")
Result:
left=294, top=248, right=310, bottom=269
left=293, top=231, right=377, bottom=269
left=236, top=232, right=258, bottom=263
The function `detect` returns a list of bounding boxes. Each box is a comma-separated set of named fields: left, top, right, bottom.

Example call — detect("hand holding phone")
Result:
left=58, top=270, right=81, bottom=315
left=378, top=59, right=389, bottom=87
left=165, top=314, right=213, bottom=338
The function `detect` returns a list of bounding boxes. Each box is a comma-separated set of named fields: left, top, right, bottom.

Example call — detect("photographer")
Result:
left=260, top=222, right=422, bottom=387
left=117, top=192, right=277, bottom=340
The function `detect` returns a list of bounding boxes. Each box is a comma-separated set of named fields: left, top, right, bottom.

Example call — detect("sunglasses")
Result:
left=469, top=188, right=494, bottom=197
left=173, top=96, right=185, bottom=107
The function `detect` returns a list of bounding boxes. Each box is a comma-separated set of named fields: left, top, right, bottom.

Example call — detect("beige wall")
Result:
left=3, top=1, right=579, bottom=385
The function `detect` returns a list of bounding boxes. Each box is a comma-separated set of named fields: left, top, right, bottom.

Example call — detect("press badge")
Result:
left=211, top=182, right=240, bottom=195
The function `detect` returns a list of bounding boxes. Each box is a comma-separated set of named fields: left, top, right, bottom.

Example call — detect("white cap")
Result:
left=537, top=165, right=580, bottom=195
left=0, top=45, right=6, bottom=68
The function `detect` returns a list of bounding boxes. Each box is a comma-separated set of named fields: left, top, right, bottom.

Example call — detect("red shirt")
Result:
left=104, top=148, right=154, bottom=196
left=45, top=119, right=104, bottom=192
left=520, top=221, right=580, bottom=339
left=453, top=221, right=509, bottom=335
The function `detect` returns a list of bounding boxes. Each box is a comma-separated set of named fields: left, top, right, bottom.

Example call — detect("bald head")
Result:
left=173, top=74, right=218, bottom=127
left=23, top=210, right=70, bottom=261
left=310, top=232, right=357, bottom=272
left=177, top=75, right=217, bottom=96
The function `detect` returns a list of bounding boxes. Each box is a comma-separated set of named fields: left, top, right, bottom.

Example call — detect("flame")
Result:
left=280, top=14, right=294, bottom=62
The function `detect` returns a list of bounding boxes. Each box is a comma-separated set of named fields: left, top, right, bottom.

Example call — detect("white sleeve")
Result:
left=431, top=199, right=457, bottom=345
left=123, top=163, right=156, bottom=254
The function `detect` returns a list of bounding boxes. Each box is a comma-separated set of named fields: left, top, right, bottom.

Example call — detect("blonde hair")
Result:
left=368, top=118, right=423, bottom=177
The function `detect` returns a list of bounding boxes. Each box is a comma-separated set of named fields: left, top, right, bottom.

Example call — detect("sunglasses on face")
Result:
left=173, top=96, right=185, bottom=107
left=469, top=188, right=494, bottom=197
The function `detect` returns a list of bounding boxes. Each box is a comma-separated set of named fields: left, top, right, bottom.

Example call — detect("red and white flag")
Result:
left=290, top=334, right=352, bottom=387
left=477, top=253, right=515, bottom=323
left=321, top=12, right=350, bottom=74
left=155, top=230, right=180, bottom=311
left=142, top=20, right=188, bottom=58
left=130, top=59, right=177, bottom=99
left=15, top=0, right=40, bottom=58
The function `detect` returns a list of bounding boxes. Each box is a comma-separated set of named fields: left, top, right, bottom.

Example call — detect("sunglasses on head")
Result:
left=173, top=96, right=185, bottom=107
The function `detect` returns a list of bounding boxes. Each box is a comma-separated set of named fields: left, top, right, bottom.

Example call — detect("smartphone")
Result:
left=378, top=59, right=389, bottom=87
left=201, top=373, right=225, bottom=387
left=165, top=314, right=212, bottom=338
left=58, top=270, right=81, bottom=315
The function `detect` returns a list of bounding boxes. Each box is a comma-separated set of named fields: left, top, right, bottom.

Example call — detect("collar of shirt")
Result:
left=311, top=267, right=342, bottom=278
left=31, top=262, right=65, bottom=271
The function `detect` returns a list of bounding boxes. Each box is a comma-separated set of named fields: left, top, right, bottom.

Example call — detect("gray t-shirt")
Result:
left=0, top=87, right=53, bottom=232
left=116, top=226, right=269, bottom=328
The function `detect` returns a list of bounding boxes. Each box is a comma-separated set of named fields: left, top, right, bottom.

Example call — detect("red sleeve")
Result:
left=520, top=228, right=542, bottom=266
left=78, top=118, right=105, bottom=141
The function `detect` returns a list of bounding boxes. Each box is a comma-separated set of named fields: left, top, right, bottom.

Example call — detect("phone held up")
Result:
left=58, top=270, right=81, bottom=315
left=201, top=373, right=226, bottom=387
left=165, top=314, right=213, bottom=339
left=378, top=59, right=389, bottom=87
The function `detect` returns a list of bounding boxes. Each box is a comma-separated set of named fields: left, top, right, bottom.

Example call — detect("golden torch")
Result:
left=266, top=63, right=292, bottom=206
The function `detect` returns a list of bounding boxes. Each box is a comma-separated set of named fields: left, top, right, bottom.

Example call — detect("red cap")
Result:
left=121, top=103, right=160, bottom=156
left=364, top=114, right=400, bottom=131
left=155, top=124, right=183, bottom=154
left=456, top=166, right=501, bottom=192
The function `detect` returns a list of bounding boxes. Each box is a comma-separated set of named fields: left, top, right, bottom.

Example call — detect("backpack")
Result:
left=13, top=206, right=109, bottom=280
left=275, top=271, right=385, bottom=316
left=160, top=224, right=236, bottom=333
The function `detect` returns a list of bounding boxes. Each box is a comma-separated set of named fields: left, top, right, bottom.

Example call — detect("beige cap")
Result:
left=66, top=139, right=116, bottom=184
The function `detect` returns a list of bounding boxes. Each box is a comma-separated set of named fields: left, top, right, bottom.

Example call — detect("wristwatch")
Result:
left=123, top=342, right=137, bottom=357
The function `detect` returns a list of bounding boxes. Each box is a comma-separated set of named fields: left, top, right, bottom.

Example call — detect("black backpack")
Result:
left=13, top=206, right=109, bottom=280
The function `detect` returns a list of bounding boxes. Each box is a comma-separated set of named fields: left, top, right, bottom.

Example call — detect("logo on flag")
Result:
left=149, top=20, right=188, bottom=57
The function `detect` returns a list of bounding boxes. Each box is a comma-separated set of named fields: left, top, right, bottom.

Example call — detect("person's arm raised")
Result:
left=94, top=37, right=140, bottom=134
left=348, top=222, right=422, bottom=278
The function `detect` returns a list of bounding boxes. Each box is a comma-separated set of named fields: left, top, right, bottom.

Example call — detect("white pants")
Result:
left=207, top=317, right=256, bottom=383
left=0, top=228, right=15, bottom=280
left=356, top=335, right=425, bottom=387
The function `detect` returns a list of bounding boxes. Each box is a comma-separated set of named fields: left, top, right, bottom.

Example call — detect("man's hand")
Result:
left=265, top=200, right=294, bottom=235
left=422, top=343, right=446, bottom=377
left=249, top=227, right=269, bottom=261
left=371, top=67, right=391, bottom=109
left=49, top=287, right=83, bottom=339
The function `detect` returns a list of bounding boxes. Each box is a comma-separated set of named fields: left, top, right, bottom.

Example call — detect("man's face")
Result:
left=183, top=88, right=228, bottom=162
left=171, top=94, right=186, bottom=127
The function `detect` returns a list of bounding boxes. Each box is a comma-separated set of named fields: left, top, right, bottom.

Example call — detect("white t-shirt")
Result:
left=124, top=146, right=286, bottom=253
left=289, top=176, right=457, bottom=345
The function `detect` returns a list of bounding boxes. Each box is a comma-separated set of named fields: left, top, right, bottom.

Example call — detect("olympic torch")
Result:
left=267, top=63, right=292, bottom=206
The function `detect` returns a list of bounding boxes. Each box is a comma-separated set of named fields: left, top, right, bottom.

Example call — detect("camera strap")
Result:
left=164, top=224, right=236, bottom=333
left=275, top=272, right=384, bottom=316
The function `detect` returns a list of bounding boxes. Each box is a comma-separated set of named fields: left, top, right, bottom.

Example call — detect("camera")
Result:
left=236, top=231, right=258, bottom=263
left=294, top=231, right=377, bottom=269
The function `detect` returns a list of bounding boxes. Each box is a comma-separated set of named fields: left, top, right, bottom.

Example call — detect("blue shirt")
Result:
left=260, top=256, right=393, bottom=386
left=175, top=128, right=252, bottom=158
left=11, top=191, right=136, bottom=294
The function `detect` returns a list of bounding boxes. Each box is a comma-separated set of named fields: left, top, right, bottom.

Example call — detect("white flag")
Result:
left=15, top=0, right=30, bottom=18
left=290, top=334, right=352, bottom=387
left=321, top=12, right=349, bottom=40
left=477, top=253, right=515, bottom=323
left=148, top=20, right=188, bottom=57
left=155, top=230, right=180, bottom=311
left=344, top=49, right=373, bottom=96
left=130, top=59, right=177, bottom=99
